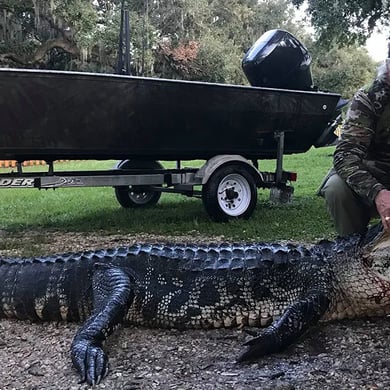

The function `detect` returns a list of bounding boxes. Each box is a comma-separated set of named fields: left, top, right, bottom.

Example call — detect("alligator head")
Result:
left=365, top=230, right=390, bottom=280
left=325, top=228, right=390, bottom=322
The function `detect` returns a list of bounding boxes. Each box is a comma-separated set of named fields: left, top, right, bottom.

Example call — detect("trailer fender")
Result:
left=196, top=155, right=263, bottom=185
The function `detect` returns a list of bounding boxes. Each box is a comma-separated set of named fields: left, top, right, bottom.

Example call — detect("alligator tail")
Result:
left=0, top=254, right=95, bottom=321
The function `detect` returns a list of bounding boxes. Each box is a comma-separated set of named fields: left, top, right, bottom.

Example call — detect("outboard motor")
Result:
left=242, top=29, right=313, bottom=90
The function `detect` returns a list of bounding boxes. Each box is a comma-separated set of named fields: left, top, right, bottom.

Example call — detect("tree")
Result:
left=0, top=0, right=98, bottom=68
left=292, top=0, right=390, bottom=46
left=310, top=45, right=376, bottom=98
left=153, top=0, right=308, bottom=82
left=0, top=0, right=311, bottom=84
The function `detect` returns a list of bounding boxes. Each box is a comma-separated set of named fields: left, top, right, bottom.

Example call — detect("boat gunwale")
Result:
left=0, top=68, right=340, bottom=98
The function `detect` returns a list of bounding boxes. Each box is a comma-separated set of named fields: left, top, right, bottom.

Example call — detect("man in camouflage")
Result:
left=320, top=60, right=390, bottom=236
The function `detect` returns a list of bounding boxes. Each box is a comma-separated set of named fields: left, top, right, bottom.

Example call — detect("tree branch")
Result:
left=0, top=37, right=80, bottom=66
left=33, top=37, right=80, bottom=62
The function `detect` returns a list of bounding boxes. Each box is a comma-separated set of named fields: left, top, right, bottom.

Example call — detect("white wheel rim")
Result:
left=217, top=174, right=251, bottom=217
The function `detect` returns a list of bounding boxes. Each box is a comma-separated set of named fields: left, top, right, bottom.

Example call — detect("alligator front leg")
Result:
left=237, top=290, right=330, bottom=361
left=71, top=264, right=132, bottom=385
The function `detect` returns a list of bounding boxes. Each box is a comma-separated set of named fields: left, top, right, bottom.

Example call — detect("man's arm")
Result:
left=333, top=88, right=385, bottom=202
left=334, top=65, right=390, bottom=229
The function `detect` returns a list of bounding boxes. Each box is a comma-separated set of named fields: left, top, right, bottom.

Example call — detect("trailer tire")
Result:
left=202, top=164, right=257, bottom=222
left=114, top=160, right=162, bottom=208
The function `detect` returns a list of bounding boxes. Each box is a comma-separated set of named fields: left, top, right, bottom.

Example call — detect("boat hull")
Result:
left=0, top=69, right=340, bottom=162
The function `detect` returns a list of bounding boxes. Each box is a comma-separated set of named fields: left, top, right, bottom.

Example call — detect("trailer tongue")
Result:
left=0, top=29, right=341, bottom=222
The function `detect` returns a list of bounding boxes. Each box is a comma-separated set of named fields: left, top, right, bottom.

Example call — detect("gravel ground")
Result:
left=0, top=230, right=389, bottom=390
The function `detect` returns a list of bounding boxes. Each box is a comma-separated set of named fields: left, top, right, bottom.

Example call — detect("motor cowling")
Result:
left=242, top=29, right=313, bottom=91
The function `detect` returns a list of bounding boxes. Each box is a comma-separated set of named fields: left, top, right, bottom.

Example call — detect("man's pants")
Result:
left=320, top=173, right=377, bottom=237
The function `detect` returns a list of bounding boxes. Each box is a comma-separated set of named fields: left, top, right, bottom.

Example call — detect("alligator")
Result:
left=0, top=224, right=389, bottom=385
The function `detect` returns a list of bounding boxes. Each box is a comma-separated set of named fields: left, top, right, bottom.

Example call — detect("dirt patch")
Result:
left=0, top=230, right=389, bottom=389
left=0, top=229, right=227, bottom=258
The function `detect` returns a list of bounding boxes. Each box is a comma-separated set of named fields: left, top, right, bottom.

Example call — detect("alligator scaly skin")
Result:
left=0, top=240, right=326, bottom=324
left=0, top=227, right=389, bottom=385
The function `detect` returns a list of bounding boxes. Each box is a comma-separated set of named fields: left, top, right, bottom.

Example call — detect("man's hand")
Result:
left=375, top=189, right=390, bottom=230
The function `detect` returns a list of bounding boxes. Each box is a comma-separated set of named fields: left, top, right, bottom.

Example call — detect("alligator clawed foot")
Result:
left=237, top=328, right=279, bottom=363
left=71, top=338, right=109, bottom=386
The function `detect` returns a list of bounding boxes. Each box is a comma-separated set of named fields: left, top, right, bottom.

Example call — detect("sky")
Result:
left=366, top=31, right=388, bottom=62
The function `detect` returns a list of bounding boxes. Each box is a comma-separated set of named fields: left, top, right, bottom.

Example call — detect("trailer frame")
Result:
left=0, top=131, right=295, bottom=222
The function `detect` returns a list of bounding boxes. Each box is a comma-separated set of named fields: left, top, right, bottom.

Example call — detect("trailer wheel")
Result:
left=114, top=160, right=162, bottom=208
left=202, top=164, right=257, bottom=222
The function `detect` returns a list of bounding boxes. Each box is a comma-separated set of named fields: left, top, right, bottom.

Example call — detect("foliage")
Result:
left=195, top=34, right=245, bottom=84
left=0, top=0, right=99, bottom=68
left=0, top=0, right=306, bottom=81
left=310, top=45, right=377, bottom=97
left=292, top=0, right=390, bottom=46
left=0, top=1, right=382, bottom=92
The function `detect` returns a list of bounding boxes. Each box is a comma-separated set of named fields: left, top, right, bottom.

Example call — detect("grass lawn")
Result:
left=0, top=146, right=336, bottom=242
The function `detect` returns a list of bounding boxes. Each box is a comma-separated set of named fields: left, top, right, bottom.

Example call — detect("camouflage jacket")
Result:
left=334, top=59, right=390, bottom=203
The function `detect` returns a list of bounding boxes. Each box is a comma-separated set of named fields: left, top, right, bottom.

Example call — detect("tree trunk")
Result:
left=2, top=9, right=6, bottom=42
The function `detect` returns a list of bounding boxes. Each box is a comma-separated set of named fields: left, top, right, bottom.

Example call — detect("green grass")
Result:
left=0, top=147, right=336, bottom=242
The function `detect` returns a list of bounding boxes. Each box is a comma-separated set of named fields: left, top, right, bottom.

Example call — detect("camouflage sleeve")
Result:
left=333, top=76, right=390, bottom=202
